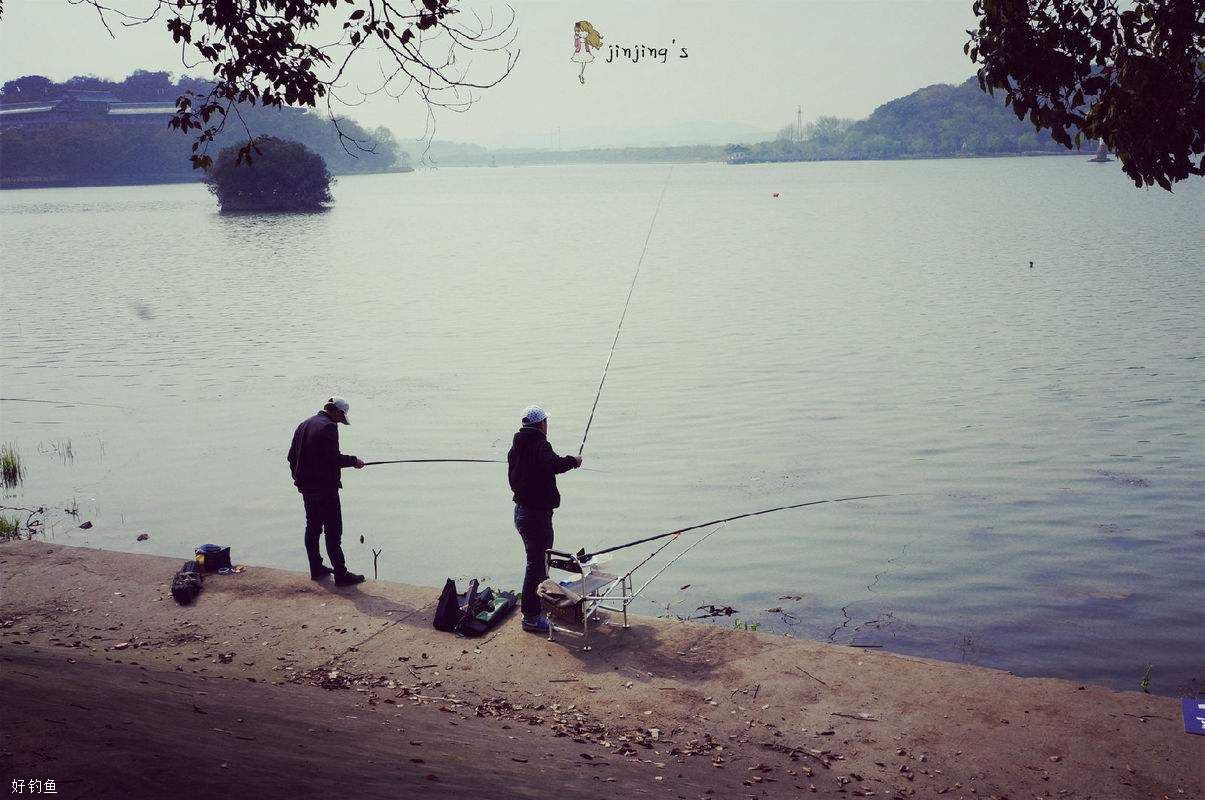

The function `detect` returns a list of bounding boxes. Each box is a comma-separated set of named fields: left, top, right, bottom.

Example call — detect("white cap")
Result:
left=325, top=396, right=351, bottom=425
left=521, top=404, right=547, bottom=425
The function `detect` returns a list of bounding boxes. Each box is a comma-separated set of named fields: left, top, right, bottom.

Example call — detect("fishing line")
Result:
left=583, top=493, right=895, bottom=559
left=631, top=523, right=727, bottom=598
left=0, top=397, right=128, bottom=409
left=578, top=167, right=674, bottom=457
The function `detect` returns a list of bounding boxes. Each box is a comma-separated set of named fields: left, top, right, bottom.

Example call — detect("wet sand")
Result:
left=1, top=541, right=1199, bottom=799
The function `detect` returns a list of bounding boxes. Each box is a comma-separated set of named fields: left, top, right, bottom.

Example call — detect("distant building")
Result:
left=0, top=90, right=177, bottom=128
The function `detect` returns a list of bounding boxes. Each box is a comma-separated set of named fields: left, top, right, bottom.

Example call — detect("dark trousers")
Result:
left=302, top=489, right=346, bottom=575
left=514, top=504, right=554, bottom=619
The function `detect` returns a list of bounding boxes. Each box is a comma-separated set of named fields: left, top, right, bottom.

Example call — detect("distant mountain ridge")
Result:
left=408, top=77, right=1078, bottom=168
left=728, top=77, right=1072, bottom=163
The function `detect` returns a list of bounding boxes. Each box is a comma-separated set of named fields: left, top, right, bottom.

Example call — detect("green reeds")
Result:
left=1140, top=664, right=1153, bottom=693
left=0, top=514, right=21, bottom=540
left=1, top=443, right=25, bottom=490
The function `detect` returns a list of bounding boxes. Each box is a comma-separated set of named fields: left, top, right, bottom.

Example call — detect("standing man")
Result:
left=507, top=405, right=582, bottom=633
left=288, top=396, right=366, bottom=586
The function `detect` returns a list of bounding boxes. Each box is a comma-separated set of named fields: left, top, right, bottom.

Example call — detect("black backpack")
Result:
left=432, top=578, right=462, bottom=632
left=431, top=578, right=516, bottom=637
left=170, top=560, right=204, bottom=605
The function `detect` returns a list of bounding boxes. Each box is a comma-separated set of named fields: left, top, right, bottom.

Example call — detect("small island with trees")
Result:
left=206, top=137, right=332, bottom=213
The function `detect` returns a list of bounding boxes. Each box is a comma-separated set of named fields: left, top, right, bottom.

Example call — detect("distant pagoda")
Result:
left=1089, top=140, right=1111, bottom=162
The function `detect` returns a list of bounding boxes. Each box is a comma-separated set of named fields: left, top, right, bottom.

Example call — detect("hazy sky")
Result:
left=1, top=1, right=981, bottom=147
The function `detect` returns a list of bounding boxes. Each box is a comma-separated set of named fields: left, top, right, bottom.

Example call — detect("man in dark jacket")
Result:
left=507, top=404, right=582, bottom=633
left=288, top=396, right=366, bottom=586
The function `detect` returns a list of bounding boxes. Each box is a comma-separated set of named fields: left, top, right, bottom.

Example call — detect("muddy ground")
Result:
left=0, top=542, right=1199, bottom=799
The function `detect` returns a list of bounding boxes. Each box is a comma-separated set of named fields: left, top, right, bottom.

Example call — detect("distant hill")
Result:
left=405, top=78, right=1076, bottom=169
left=0, top=71, right=410, bottom=189
left=401, top=140, right=723, bottom=167
left=729, top=77, right=1073, bottom=163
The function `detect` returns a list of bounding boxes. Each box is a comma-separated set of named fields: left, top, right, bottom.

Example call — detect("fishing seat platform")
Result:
left=541, top=549, right=633, bottom=651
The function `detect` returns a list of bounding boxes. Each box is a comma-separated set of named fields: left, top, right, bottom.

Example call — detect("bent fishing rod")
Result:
left=581, top=493, right=895, bottom=560
left=577, top=167, right=674, bottom=458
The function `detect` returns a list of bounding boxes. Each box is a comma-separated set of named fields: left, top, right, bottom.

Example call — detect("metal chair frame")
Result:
left=543, top=548, right=632, bottom=651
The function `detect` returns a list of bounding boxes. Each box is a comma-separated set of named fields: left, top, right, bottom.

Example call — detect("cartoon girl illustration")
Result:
left=572, top=21, right=603, bottom=84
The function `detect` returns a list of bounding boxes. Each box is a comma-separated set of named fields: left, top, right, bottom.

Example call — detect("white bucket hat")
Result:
left=521, top=404, right=547, bottom=425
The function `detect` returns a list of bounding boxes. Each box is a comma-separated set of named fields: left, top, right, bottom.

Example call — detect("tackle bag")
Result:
left=432, top=579, right=461, bottom=632
left=171, top=560, right=204, bottom=605
left=194, top=544, right=232, bottom=572
left=431, top=578, right=517, bottom=637
left=537, top=578, right=584, bottom=625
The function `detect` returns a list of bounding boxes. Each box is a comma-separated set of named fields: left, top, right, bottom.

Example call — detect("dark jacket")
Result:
left=288, top=411, right=358, bottom=492
left=507, top=425, right=579, bottom=510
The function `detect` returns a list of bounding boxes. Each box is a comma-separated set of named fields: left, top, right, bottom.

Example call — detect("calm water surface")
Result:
left=1, top=158, right=1202, bottom=694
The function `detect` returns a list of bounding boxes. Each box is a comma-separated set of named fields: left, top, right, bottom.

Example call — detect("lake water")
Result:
left=1, top=158, right=1202, bottom=694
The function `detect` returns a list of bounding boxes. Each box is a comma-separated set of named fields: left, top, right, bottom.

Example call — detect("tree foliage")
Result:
left=77, top=0, right=517, bottom=168
left=3, top=71, right=216, bottom=104
left=205, top=136, right=332, bottom=211
left=967, top=0, right=1204, bottom=189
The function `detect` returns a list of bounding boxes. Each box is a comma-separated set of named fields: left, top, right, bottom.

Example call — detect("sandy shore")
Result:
left=0, top=541, right=1199, bottom=799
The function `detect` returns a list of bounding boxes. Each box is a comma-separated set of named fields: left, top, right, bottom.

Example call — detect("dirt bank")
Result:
left=1, top=542, right=1199, bottom=799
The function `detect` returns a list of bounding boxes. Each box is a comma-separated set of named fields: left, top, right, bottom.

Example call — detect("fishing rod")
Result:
left=363, top=458, right=502, bottom=466
left=582, top=493, right=894, bottom=560
left=578, top=167, right=674, bottom=458
left=363, top=459, right=610, bottom=475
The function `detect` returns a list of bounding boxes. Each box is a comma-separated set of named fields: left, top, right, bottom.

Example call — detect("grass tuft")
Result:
left=1, top=443, right=25, bottom=490
left=0, top=514, right=21, bottom=540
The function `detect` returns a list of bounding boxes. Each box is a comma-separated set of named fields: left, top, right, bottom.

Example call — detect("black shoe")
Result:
left=310, top=565, right=334, bottom=581
left=333, top=571, right=365, bottom=587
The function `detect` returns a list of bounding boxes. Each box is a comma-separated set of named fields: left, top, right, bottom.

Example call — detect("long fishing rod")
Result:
left=582, top=493, right=894, bottom=560
left=363, top=458, right=502, bottom=466
left=578, top=167, right=674, bottom=457
left=364, top=458, right=607, bottom=473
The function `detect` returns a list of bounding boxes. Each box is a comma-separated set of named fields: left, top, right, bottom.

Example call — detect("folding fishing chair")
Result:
left=539, top=496, right=886, bottom=651
left=542, top=523, right=726, bottom=651
left=543, top=548, right=632, bottom=651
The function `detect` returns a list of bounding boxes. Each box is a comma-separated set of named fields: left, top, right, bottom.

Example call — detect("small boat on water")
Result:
left=1089, top=140, right=1111, bottom=163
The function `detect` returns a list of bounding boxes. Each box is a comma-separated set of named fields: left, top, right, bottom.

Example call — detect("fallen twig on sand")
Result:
left=792, top=666, right=828, bottom=687
left=1118, top=713, right=1174, bottom=722
left=408, top=695, right=464, bottom=704
left=212, top=727, right=256, bottom=741
left=831, top=712, right=878, bottom=722
left=760, top=741, right=838, bottom=768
